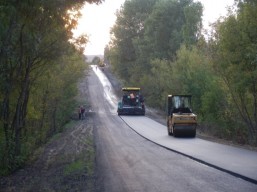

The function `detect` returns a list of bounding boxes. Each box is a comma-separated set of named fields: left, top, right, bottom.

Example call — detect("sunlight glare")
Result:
left=73, top=0, right=125, bottom=55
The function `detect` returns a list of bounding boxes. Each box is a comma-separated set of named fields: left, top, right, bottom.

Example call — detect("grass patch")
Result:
left=63, top=120, right=79, bottom=130
left=64, top=159, right=85, bottom=175
left=63, top=136, right=95, bottom=176
left=85, top=145, right=95, bottom=175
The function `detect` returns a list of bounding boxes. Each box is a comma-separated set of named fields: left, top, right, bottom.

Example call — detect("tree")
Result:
left=109, top=0, right=158, bottom=81
left=92, top=56, right=101, bottom=65
left=142, top=0, right=202, bottom=60
left=140, top=58, right=173, bottom=108
left=212, top=1, right=257, bottom=142
left=183, top=1, right=203, bottom=46
left=108, top=0, right=203, bottom=88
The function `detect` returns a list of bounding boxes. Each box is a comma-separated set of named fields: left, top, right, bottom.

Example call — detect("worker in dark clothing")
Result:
left=81, top=106, right=85, bottom=120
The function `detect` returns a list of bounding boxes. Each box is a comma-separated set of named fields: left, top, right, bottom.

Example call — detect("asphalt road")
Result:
left=121, top=116, right=257, bottom=183
left=88, top=66, right=257, bottom=192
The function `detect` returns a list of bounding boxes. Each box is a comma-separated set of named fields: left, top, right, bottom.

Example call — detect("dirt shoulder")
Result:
left=0, top=120, right=96, bottom=192
left=0, top=72, right=97, bottom=192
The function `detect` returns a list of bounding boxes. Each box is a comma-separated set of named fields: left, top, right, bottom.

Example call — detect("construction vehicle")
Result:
left=117, top=87, right=145, bottom=115
left=166, top=95, right=197, bottom=137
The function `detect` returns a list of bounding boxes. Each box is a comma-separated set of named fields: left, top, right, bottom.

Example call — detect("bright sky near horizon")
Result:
left=73, top=0, right=235, bottom=55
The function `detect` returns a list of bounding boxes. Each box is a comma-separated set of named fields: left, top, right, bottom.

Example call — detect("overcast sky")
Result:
left=73, top=0, right=235, bottom=55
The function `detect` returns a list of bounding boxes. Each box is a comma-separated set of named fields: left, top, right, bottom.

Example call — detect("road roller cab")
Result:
left=166, top=95, right=197, bottom=137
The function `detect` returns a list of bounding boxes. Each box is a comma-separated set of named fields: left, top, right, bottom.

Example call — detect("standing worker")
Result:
left=81, top=106, right=85, bottom=120
left=78, top=106, right=82, bottom=120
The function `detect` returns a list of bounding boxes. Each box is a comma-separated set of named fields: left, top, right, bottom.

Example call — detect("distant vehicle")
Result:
left=98, top=59, right=106, bottom=68
left=166, top=95, right=197, bottom=137
left=117, top=87, right=145, bottom=115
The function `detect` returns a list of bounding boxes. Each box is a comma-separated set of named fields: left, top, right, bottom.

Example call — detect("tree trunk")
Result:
left=39, top=90, right=48, bottom=144
left=2, top=93, right=10, bottom=168
left=52, top=99, right=58, bottom=134
left=252, top=81, right=257, bottom=142
left=12, top=59, right=31, bottom=156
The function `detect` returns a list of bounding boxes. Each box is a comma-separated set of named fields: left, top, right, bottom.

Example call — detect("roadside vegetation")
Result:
left=0, top=0, right=103, bottom=175
left=105, top=0, right=257, bottom=146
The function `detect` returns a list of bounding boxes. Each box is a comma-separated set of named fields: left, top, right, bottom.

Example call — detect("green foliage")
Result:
left=91, top=56, right=101, bottom=65
left=183, top=2, right=203, bottom=46
left=172, top=45, right=214, bottom=108
left=143, top=0, right=201, bottom=60
left=108, top=0, right=203, bottom=86
left=212, top=1, right=257, bottom=142
left=64, top=159, right=85, bottom=175
left=138, top=59, right=173, bottom=109
left=109, top=0, right=158, bottom=80
left=63, top=126, right=95, bottom=176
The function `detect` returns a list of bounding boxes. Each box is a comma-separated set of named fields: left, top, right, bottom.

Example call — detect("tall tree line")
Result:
left=105, top=0, right=257, bottom=145
left=0, top=0, right=102, bottom=175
